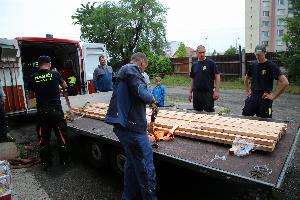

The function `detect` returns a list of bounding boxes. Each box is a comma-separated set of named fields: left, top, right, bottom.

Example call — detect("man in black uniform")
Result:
left=189, top=45, right=221, bottom=112
left=242, top=45, right=289, bottom=118
left=28, top=56, right=70, bottom=170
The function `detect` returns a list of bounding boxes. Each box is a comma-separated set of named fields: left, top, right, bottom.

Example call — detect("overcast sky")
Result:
left=0, top=0, right=245, bottom=52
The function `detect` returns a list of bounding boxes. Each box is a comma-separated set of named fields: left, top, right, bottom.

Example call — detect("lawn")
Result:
left=151, top=75, right=300, bottom=95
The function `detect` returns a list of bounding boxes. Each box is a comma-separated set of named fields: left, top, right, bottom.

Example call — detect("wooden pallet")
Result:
left=72, top=103, right=287, bottom=152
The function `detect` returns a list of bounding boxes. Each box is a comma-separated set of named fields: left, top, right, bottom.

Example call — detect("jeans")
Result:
left=114, top=127, right=157, bottom=200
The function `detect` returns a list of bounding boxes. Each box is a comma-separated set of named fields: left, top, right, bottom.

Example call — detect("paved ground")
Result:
left=3, top=87, right=300, bottom=200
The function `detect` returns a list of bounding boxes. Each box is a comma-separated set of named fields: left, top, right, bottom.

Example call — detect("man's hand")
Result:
left=188, top=91, right=192, bottom=102
left=213, top=91, right=219, bottom=101
left=262, top=92, right=274, bottom=101
left=246, top=89, right=252, bottom=97
left=1, top=96, right=5, bottom=104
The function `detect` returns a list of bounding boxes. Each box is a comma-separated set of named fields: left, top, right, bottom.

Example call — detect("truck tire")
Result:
left=85, top=139, right=108, bottom=168
left=109, top=149, right=126, bottom=176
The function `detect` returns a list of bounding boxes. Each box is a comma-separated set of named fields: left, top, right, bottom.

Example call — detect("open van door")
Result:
left=81, top=43, right=107, bottom=94
left=0, top=38, right=26, bottom=115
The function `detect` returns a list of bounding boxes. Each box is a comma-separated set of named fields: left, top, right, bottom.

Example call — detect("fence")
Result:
left=171, top=52, right=283, bottom=81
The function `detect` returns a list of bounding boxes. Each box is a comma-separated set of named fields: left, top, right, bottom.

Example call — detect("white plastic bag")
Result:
left=231, top=137, right=255, bottom=157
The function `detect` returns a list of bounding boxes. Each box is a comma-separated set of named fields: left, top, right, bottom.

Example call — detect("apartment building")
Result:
left=245, top=0, right=293, bottom=53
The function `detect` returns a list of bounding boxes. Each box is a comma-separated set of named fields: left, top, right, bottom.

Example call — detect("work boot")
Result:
left=41, top=161, right=52, bottom=171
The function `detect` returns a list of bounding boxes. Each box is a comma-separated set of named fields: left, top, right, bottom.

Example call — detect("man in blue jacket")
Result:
left=93, top=55, right=113, bottom=92
left=105, top=52, right=157, bottom=200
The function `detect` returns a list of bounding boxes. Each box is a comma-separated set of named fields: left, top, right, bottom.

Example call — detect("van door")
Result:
left=0, top=39, right=26, bottom=115
left=81, top=43, right=107, bottom=94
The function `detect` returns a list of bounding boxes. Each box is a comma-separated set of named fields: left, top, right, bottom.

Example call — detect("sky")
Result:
left=0, top=0, right=245, bottom=53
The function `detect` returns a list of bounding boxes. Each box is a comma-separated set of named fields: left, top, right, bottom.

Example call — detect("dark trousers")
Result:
left=193, top=91, right=215, bottom=112
left=114, top=127, right=157, bottom=200
left=0, top=102, right=8, bottom=138
left=36, top=105, right=69, bottom=164
left=242, top=91, right=273, bottom=118
left=67, top=86, right=78, bottom=96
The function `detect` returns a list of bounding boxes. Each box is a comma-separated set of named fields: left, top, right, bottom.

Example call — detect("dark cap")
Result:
left=254, top=45, right=266, bottom=53
left=38, top=56, right=51, bottom=66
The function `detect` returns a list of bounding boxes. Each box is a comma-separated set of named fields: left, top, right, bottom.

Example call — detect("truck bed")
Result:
left=68, top=116, right=299, bottom=190
left=62, top=93, right=300, bottom=190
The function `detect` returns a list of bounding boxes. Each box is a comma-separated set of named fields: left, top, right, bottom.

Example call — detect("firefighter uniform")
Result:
left=28, top=56, right=69, bottom=169
left=242, top=60, right=282, bottom=118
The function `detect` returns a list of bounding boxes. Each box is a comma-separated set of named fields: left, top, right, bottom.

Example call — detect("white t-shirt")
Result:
left=142, top=72, right=150, bottom=87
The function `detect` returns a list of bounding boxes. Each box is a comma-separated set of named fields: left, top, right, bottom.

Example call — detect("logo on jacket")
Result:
left=261, top=69, right=267, bottom=75
left=203, top=66, right=207, bottom=70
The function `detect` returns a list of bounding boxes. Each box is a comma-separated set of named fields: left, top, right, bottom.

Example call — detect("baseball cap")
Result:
left=254, top=45, right=266, bottom=54
left=38, top=56, right=51, bottom=66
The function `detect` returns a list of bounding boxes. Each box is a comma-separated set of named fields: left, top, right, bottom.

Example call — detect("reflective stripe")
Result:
left=38, top=127, right=42, bottom=144
left=268, top=108, right=272, bottom=116
left=57, top=127, right=66, bottom=145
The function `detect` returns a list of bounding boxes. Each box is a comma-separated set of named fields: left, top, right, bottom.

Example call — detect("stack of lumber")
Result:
left=72, top=103, right=287, bottom=152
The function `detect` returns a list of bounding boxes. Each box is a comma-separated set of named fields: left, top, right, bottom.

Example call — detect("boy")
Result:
left=152, top=76, right=166, bottom=107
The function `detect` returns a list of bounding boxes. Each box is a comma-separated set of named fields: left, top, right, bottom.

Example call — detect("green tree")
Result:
left=175, top=42, right=188, bottom=58
left=224, top=45, right=238, bottom=55
left=72, top=0, right=168, bottom=68
left=280, top=0, right=300, bottom=84
left=212, top=49, right=217, bottom=56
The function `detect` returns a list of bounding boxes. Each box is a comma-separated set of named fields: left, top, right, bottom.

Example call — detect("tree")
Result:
left=224, top=45, right=238, bottom=56
left=280, top=0, right=300, bottom=84
left=212, top=49, right=217, bottom=56
left=72, top=0, right=168, bottom=68
left=175, top=42, right=188, bottom=58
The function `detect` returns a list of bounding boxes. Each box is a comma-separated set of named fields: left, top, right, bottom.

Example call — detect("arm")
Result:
left=213, top=74, right=221, bottom=100
left=93, top=69, right=99, bottom=92
left=188, top=79, right=193, bottom=102
left=127, top=72, right=154, bottom=104
left=0, top=82, right=5, bottom=103
left=244, top=75, right=252, bottom=96
left=264, top=75, right=289, bottom=101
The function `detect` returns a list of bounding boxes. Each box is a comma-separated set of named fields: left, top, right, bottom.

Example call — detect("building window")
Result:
left=277, top=9, right=285, bottom=15
left=277, top=40, right=284, bottom=46
left=277, top=29, right=284, bottom=36
left=262, top=31, right=269, bottom=37
left=277, top=18, right=285, bottom=25
left=262, top=21, right=270, bottom=26
left=262, top=41, right=269, bottom=46
left=263, top=11, right=270, bottom=16
left=278, top=0, right=284, bottom=5
left=263, top=1, right=270, bottom=7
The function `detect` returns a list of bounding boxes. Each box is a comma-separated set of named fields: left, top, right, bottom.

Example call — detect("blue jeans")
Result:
left=114, top=127, right=157, bottom=200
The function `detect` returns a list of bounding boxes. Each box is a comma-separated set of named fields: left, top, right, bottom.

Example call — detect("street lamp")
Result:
left=235, top=37, right=240, bottom=51
left=205, top=37, right=209, bottom=54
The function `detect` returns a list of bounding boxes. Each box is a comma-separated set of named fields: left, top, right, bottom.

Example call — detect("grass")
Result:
left=17, top=144, right=28, bottom=159
left=151, top=75, right=300, bottom=95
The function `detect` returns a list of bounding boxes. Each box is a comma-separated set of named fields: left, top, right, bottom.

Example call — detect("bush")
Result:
left=145, top=54, right=173, bottom=78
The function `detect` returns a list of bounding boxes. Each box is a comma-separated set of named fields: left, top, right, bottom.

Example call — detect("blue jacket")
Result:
left=93, top=65, right=113, bottom=92
left=105, top=64, right=153, bottom=133
left=152, top=85, right=166, bottom=107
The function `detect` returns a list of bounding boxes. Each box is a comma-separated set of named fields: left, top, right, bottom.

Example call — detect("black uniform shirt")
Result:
left=190, top=58, right=219, bottom=92
left=247, top=60, right=282, bottom=92
left=27, top=69, right=64, bottom=108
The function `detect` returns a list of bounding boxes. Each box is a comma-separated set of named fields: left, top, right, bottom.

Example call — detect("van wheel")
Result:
left=110, top=149, right=126, bottom=176
left=86, top=139, right=108, bottom=168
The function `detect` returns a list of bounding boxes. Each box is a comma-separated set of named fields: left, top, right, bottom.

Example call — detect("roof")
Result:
left=15, top=37, right=80, bottom=45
